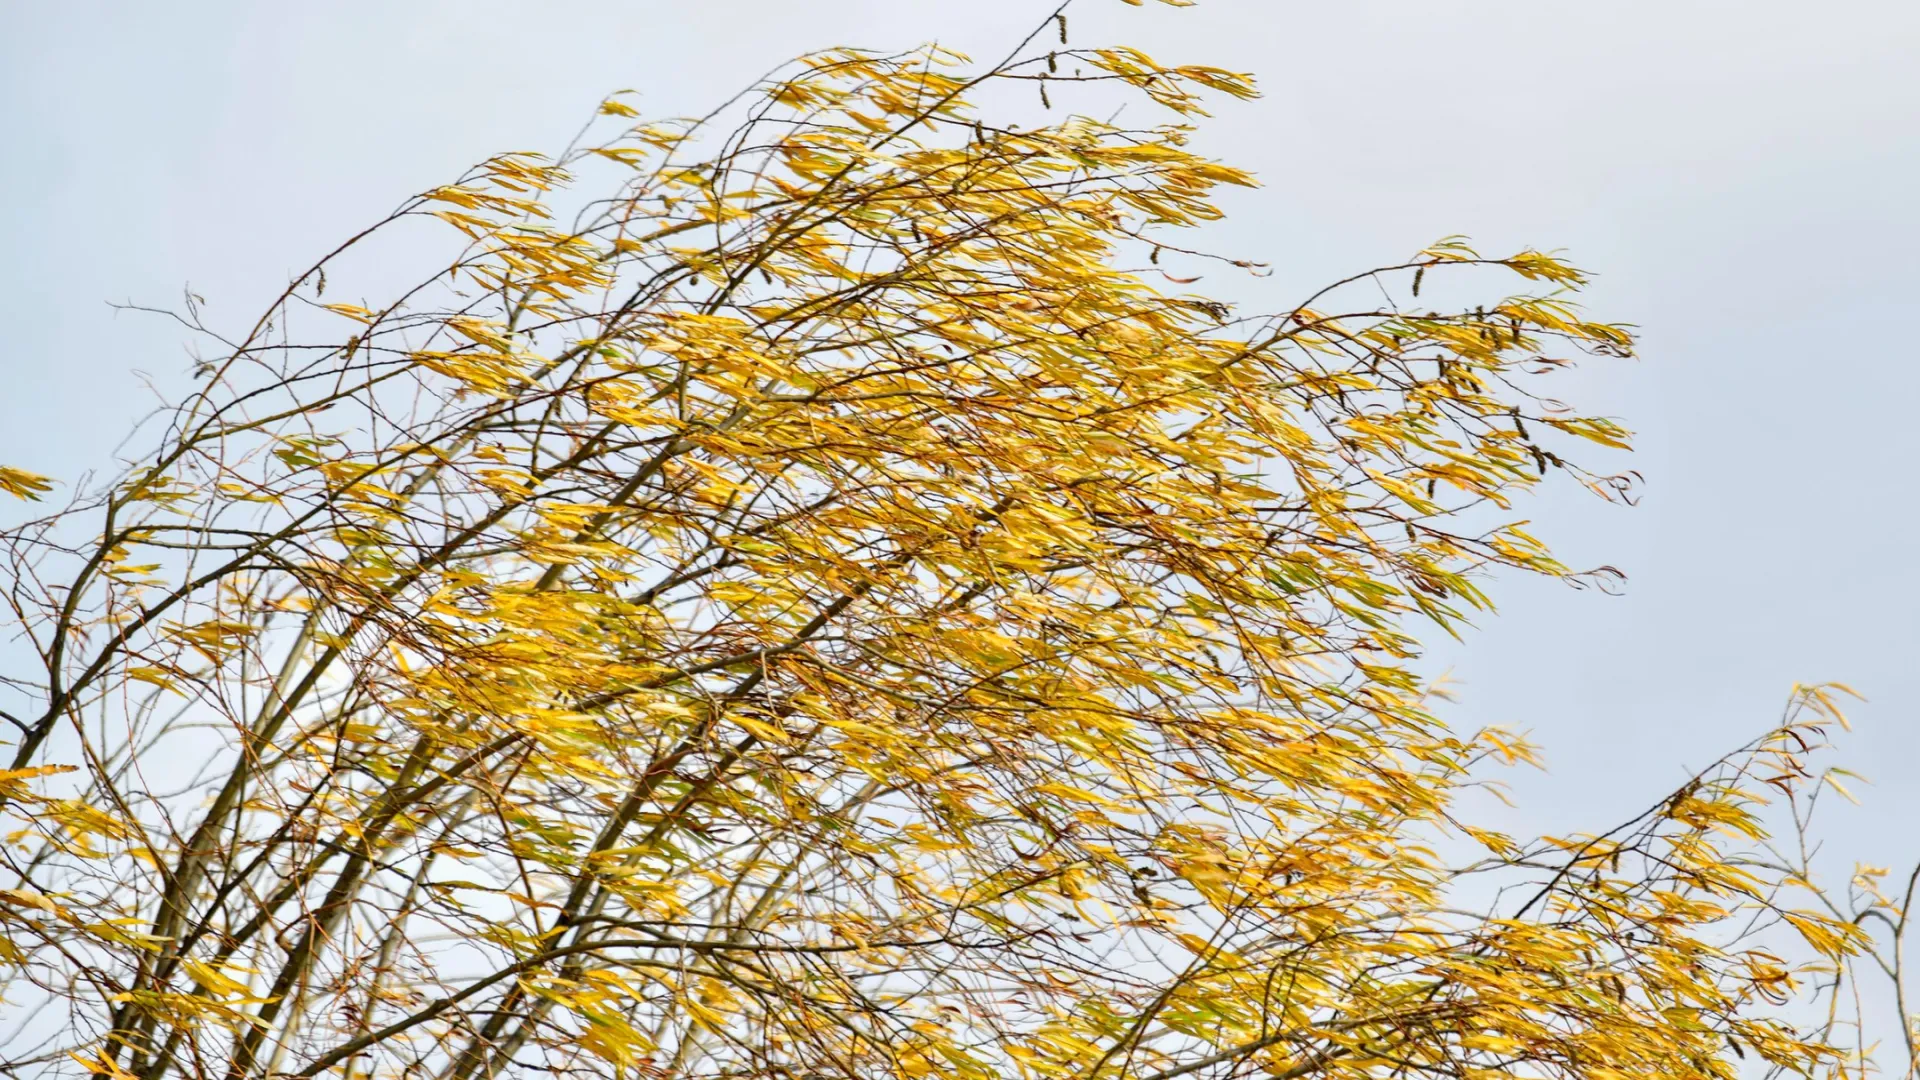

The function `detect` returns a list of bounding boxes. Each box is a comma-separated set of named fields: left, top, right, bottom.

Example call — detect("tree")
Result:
left=1762, top=760, right=1917, bottom=1080
left=0, top=9, right=1869, bottom=1080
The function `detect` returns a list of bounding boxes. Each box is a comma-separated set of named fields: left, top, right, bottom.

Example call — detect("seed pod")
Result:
left=1040, top=80, right=1051, bottom=110
left=1412, top=266, right=1425, bottom=297
left=1048, top=52, right=1058, bottom=74
left=1057, top=13, right=1068, bottom=43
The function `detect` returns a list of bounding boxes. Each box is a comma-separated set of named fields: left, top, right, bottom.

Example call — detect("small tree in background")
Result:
left=0, top=7, right=1875, bottom=1080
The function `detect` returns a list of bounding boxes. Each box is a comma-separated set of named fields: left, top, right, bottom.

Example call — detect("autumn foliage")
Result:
left=0, top=9, right=1875, bottom=1080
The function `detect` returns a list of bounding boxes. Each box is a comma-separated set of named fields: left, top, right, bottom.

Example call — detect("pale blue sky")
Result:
left=3, top=0, right=1916, bottom=875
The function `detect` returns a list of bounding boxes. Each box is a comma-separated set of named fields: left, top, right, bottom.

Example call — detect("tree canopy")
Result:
left=0, top=10, right=1873, bottom=1080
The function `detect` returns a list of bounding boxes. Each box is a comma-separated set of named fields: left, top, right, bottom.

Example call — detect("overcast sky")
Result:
left=4, top=0, right=1916, bottom=894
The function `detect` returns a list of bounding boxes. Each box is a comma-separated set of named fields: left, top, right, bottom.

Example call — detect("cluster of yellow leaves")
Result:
left=0, top=464, right=52, bottom=500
